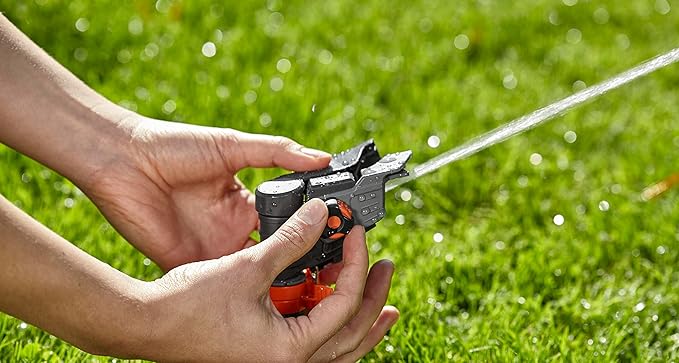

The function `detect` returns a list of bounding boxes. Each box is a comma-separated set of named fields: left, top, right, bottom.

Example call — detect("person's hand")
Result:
left=81, top=116, right=331, bottom=271
left=138, top=199, right=399, bottom=362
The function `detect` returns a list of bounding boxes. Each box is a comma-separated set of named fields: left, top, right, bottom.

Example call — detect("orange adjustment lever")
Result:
left=269, top=269, right=334, bottom=316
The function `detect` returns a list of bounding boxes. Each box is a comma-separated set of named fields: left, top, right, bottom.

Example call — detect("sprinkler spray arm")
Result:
left=255, top=140, right=411, bottom=316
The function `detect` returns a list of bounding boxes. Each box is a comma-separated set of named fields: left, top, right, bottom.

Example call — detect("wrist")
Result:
left=82, top=278, right=158, bottom=358
left=61, top=104, right=142, bottom=190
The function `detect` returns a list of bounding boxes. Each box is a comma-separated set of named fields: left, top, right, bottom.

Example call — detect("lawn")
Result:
left=1, top=0, right=678, bottom=361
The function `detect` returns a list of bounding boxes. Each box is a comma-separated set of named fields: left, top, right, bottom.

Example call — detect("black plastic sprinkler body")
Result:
left=256, top=140, right=411, bottom=315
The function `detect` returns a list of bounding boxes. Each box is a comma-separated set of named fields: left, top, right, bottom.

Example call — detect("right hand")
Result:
left=137, top=198, right=399, bottom=363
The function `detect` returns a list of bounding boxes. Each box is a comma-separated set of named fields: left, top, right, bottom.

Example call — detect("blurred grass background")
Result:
left=1, top=0, right=678, bottom=361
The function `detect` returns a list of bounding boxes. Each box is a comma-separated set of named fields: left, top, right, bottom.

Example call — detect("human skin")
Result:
left=0, top=14, right=399, bottom=362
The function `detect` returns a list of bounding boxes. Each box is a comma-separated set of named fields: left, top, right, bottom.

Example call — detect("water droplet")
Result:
left=633, top=302, right=646, bottom=312
left=248, top=74, right=263, bottom=88
left=655, top=0, right=671, bottom=15
left=318, top=49, right=333, bottom=65
left=554, top=268, right=562, bottom=276
left=143, top=258, right=151, bottom=266
left=433, top=232, right=444, bottom=243
left=517, top=296, right=526, bottom=304
left=445, top=276, right=453, bottom=284
left=553, top=214, right=565, bottom=226
left=363, top=118, right=376, bottom=131
left=371, top=242, right=382, bottom=253
left=144, top=42, right=160, bottom=59
left=155, top=0, right=172, bottom=13
left=216, top=85, right=230, bottom=99
left=395, top=214, right=405, bottom=225
left=75, top=17, right=90, bottom=32
left=598, top=200, right=610, bottom=212
left=656, top=245, right=666, bottom=255
left=385, top=344, right=395, bottom=353
left=427, top=135, right=441, bottom=148
left=21, top=173, right=32, bottom=183
left=444, top=253, right=453, bottom=262
left=616, top=34, right=630, bottom=50
left=412, top=197, right=424, bottom=209
left=400, top=190, right=412, bottom=202
left=259, top=113, right=272, bottom=127
left=529, top=153, right=543, bottom=166
left=162, top=100, right=176, bottom=114
left=517, top=175, right=528, bottom=187
left=117, top=49, right=132, bottom=64
left=566, top=28, right=582, bottom=44
left=593, top=7, right=609, bottom=24
left=128, top=17, right=144, bottom=35
left=610, top=184, right=622, bottom=194
left=74, top=48, right=88, bottom=62
left=574, top=205, right=586, bottom=215
left=269, top=77, right=284, bottom=91
left=64, top=198, right=75, bottom=208
left=564, top=130, right=577, bottom=143
left=311, top=104, right=317, bottom=113
left=587, top=339, right=594, bottom=346
left=503, top=73, right=518, bottom=90
left=573, top=169, right=585, bottom=182
left=581, top=299, right=591, bottom=310
left=652, top=314, right=659, bottom=322
left=244, top=90, right=258, bottom=105
left=454, top=34, right=470, bottom=50
left=572, top=80, right=587, bottom=92
left=201, top=42, right=217, bottom=58
left=213, top=29, right=223, bottom=42
left=276, top=58, right=292, bottom=73
left=557, top=155, right=569, bottom=170
left=495, top=240, right=506, bottom=250
left=19, top=322, right=28, bottom=329
left=548, top=11, right=560, bottom=25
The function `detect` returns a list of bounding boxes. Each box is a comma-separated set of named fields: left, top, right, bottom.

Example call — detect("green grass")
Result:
left=1, top=0, right=678, bottom=361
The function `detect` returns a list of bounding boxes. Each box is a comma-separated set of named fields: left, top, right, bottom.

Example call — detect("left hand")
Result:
left=81, top=116, right=330, bottom=270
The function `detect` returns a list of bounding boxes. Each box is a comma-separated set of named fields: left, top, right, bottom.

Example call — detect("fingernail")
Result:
left=300, top=147, right=331, bottom=158
left=298, top=199, right=326, bottom=225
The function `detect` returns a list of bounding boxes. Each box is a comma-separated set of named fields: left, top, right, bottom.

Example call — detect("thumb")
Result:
left=227, top=130, right=331, bottom=171
left=251, top=198, right=328, bottom=280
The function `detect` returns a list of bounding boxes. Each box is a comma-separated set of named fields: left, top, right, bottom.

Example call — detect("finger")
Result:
left=293, top=226, right=369, bottom=351
left=334, top=306, right=400, bottom=363
left=227, top=130, right=331, bottom=171
left=248, top=198, right=327, bottom=281
left=318, top=261, right=344, bottom=285
left=309, top=260, right=394, bottom=361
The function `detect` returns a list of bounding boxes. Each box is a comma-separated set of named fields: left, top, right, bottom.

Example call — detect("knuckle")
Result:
left=274, top=221, right=311, bottom=254
left=274, top=135, right=298, bottom=151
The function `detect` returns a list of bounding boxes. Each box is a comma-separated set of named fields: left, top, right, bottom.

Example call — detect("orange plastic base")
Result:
left=270, top=269, right=334, bottom=315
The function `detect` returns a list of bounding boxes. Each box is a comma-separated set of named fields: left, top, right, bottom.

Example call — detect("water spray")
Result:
left=386, top=47, right=679, bottom=192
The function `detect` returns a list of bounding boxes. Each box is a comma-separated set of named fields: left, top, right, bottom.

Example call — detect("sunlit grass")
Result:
left=1, top=0, right=678, bottom=361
